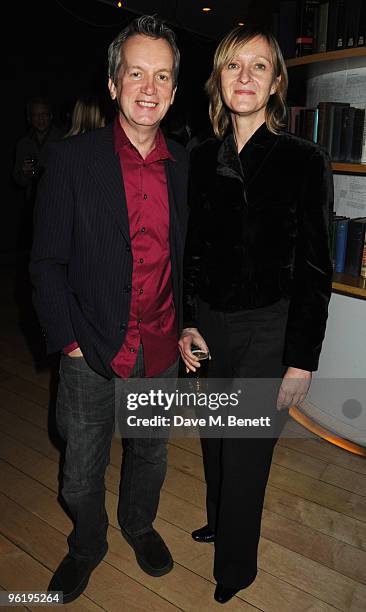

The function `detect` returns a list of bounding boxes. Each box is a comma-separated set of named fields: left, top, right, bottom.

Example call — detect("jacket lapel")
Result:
left=216, top=125, right=279, bottom=187
left=238, top=124, right=279, bottom=186
left=217, top=132, right=244, bottom=183
left=89, top=124, right=131, bottom=244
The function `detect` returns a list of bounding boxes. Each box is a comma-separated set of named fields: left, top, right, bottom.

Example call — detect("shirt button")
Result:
left=126, top=245, right=131, bottom=253
left=139, top=289, right=144, bottom=295
left=139, top=258, right=144, bottom=264
left=129, top=347, right=135, bottom=353
left=141, top=227, right=146, bottom=233
left=138, top=318, right=142, bottom=323
left=143, top=194, right=148, bottom=200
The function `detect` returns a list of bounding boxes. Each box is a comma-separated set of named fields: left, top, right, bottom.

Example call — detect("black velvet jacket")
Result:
left=183, top=123, right=334, bottom=371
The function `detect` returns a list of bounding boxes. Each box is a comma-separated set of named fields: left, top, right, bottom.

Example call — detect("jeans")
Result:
left=56, top=345, right=178, bottom=561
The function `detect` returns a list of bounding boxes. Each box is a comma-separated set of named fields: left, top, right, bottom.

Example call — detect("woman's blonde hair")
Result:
left=65, top=95, right=106, bottom=137
left=206, top=24, right=288, bottom=139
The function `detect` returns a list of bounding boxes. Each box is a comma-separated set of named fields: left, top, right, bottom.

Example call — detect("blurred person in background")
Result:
left=13, top=97, right=62, bottom=250
left=65, top=94, right=106, bottom=137
left=14, top=97, right=62, bottom=202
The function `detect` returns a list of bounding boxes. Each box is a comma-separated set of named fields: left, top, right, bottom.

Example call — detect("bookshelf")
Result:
left=287, top=48, right=366, bottom=454
left=287, top=49, right=366, bottom=177
left=332, top=162, right=366, bottom=174
left=332, top=272, right=366, bottom=299
left=286, top=48, right=366, bottom=299
left=286, top=47, right=366, bottom=68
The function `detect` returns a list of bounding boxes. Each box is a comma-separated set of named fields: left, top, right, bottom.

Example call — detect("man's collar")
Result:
left=113, top=116, right=175, bottom=162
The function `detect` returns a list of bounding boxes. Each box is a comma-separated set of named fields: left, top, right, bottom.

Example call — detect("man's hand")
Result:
left=68, top=347, right=83, bottom=358
left=22, top=157, right=36, bottom=178
left=178, top=328, right=210, bottom=373
left=277, top=367, right=312, bottom=411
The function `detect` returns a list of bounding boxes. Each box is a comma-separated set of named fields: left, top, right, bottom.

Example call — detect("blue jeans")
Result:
left=56, top=346, right=178, bottom=561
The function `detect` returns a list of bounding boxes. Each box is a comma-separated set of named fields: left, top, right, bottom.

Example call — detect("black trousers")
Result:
left=197, top=297, right=290, bottom=589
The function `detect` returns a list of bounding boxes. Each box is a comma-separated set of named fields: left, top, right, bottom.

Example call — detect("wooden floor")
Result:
left=0, top=262, right=366, bottom=611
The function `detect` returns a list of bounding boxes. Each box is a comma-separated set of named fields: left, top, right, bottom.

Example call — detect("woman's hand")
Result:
left=277, top=367, right=312, bottom=410
left=178, top=328, right=210, bottom=373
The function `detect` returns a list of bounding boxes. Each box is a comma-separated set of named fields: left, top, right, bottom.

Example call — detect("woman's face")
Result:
left=220, top=36, right=278, bottom=122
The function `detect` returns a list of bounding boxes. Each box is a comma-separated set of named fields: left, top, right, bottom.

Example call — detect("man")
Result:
left=14, top=98, right=62, bottom=249
left=14, top=97, right=62, bottom=199
left=30, top=16, right=188, bottom=604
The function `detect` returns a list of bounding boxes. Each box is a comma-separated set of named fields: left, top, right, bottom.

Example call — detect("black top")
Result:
left=183, top=123, right=334, bottom=371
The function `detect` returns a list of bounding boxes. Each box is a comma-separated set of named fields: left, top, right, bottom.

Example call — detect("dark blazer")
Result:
left=183, top=123, right=334, bottom=372
left=30, top=123, right=189, bottom=378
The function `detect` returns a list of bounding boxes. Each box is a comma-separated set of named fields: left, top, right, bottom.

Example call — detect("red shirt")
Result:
left=111, top=118, right=178, bottom=377
left=65, top=120, right=179, bottom=376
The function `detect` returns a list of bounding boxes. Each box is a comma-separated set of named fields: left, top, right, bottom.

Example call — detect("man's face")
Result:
left=30, top=103, right=52, bottom=134
left=108, top=34, right=176, bottom=133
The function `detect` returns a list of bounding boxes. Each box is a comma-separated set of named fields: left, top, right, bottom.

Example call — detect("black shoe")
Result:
left=214, top=583, right=240, bottom=604
left=48, top=549, right=106, bottom=604
left=191, top=525, right=215, bottom=543
left=121, top=527, right=173, bottom=577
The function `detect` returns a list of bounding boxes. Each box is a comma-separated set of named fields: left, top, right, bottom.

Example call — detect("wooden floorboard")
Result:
left=0, top=270, right=366, bottom=610
left=1, top=426, right=365, bottom=610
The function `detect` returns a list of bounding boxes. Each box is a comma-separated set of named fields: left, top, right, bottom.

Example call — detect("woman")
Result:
left=65, top=94, right=106, bottom=137
left=179, top=24, right=333, bottom=604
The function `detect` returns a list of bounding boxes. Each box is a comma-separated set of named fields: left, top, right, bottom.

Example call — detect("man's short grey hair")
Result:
left=108, top=15, right=180, bottom=87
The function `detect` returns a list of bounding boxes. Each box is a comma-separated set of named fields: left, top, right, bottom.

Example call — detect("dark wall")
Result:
left=3, top=1, right=120, bottom=254
left=3, top=0, right=214, bottom=255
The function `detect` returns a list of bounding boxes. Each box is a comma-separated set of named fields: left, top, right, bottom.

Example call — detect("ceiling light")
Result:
left=238, top=22, right=245, bottom=26
left=202, top=7, right=212, bottom=12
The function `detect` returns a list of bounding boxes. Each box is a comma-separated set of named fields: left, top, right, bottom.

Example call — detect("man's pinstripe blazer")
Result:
left=30, top=123, right=189, bottom=378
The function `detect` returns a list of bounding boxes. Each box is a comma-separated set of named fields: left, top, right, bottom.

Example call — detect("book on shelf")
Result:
left=344, top=217, right=366, bottom=276
left=361, top=112, right=366, bottom=163
left=350, top=108, right=365, bottom=163
left=317, top=101, right=348, bottom=149
left=316, top=1, right=329, bottom=52
left=278, top=1, right=297, bottom=59
left=339, top=107, right=365, bottom=162
left=327, top=0, right=347, bottom=50
left=296, top=0, right=321, bottom=56
left=335, top=0, right=347, bottom=49
left=330, top=104, right=349, bottom=160
left=330, top=211, right=338, bottom=268
left=318, top=102, right=350, bottom=156
left=288, top=102, right=365, bottom=163
left=346, top=0, right=363, bottom=48
left=334, top=216, right=349, bottom=273
left=358, top=0, right=366, bottom=46
left=297, top=107, right=319, bottom=141
left=361, top=238, right=366, bottom=278
left=288, top=106, right=306, bottom=133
